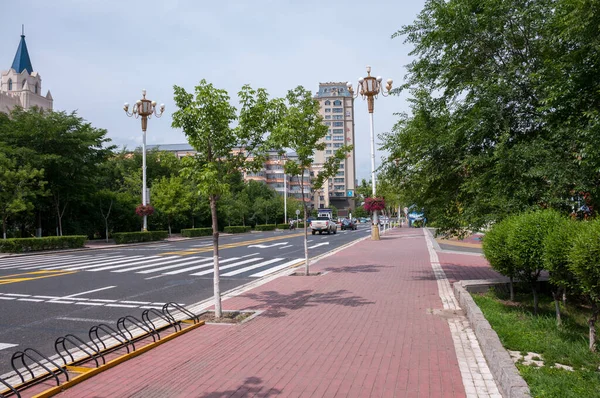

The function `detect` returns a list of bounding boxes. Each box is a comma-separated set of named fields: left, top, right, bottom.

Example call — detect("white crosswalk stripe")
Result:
left=1, top=253, right=304, bottom=278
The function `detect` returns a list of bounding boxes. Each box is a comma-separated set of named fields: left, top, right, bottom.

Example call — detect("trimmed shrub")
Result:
left=568, top=219, right=600, bottom=351
left=482, top=216, right=518, bottom=299
left=224, top=226, right=251, bottom=234
left=507, top=210, right=563, bottom=314
left=254, top=224, right=277, bottom=231
left=543, top=218, right=581, bottom=297
left=113, top=231, right=168, bottom=244
left=277, top=224, right=290, bottom=230
left=181, top=228, right=212, bottom=237
left=0, top=236, right=87, bottom=253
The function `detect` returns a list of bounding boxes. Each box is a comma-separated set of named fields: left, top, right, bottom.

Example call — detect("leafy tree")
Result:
left=269, top=86, right=352, bottom=275
left=151, top=176, right=193, bottom=236
left=482, top=216, right=518, bottom=301
left=0, top=153, right=44, bottom=239
left=172, top=81, right=279, bottom=317
left=352, top=206, right=368, bottom=219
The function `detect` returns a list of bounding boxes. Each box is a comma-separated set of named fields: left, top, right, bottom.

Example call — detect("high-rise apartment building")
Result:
left=313, top=82, right=356, bottom=212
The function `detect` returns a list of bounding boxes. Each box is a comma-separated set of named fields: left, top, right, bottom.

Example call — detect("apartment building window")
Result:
left=333, top=115, right=343, bottom=120
left=334, top=192, right=344, bottom=197
left=332, top=129, right=343, bottom=134
left=334, top=178, right=344, bottom=183
left=325, top=108, right=331, bottom=113
left=334, top=185, right=345, bottom=190
left=324, top=100, right=331, bottom=105
left=338, top=164, right=344, bottom=169
left=336, top=171, right=345, bottom=176
left=326, top=150, right=332, bottom=154
left=325, top=135, right=331, bottom=140
left=325, top=122, right=331, bottom=126
left=332, top=108, right=343, bottom=113
left=326, top=143, right=332, bottom=147
left=333, top=143, right=343, bottom=148
left=325, top=115, right=331, bottom=119
left=333, top=135, right=344, bottom=141
left=333, top=122, right=343, bottom=127
left=333, top=100, right=342, bottom=106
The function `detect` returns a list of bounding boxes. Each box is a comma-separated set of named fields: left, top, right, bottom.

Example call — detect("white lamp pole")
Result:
left=347, top=66, right=393, bottom=241
left=123, top=89, right=165, bottom=231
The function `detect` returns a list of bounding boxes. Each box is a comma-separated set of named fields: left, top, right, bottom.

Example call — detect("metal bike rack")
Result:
left=55, top=334, right=102, bottom=367
left=117, top=315, right=158, bottom=351
left=11, top=348, right=68, bottom=386
left=142, top=308, right=177, bottom=338
left=89, top=323, right=132, bottom=355
left=0, top=376, right=20, bottom=398
left=162, top=302, right=200, bottom=328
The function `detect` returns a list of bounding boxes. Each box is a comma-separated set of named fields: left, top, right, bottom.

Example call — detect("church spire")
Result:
left=11, top=26, right=33, bottom=74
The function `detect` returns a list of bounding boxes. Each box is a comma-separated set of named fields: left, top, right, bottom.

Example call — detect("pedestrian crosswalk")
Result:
left=0, top=254, right=303, bottom=278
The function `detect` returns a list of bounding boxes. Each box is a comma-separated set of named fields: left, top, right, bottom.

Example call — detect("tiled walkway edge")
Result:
left=454, top=282, right=531, bottom=398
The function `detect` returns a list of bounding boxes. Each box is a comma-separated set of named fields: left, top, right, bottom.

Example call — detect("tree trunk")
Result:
left=589, top=302, right=598, bottom=352
left=532, top=285, right=539, bottom=316
left=552, top=290, right=562, bottom=327
left=563, top=288, right=567, bottom=306
left=509, top=276, right=514, bottom=301
left=2, top=216, right=6, bottom=240
left=168, top=216, right=172, bottom=237
left=105, top=220, right=109, bottom=243
left=36, top=211, right=42, bottom=238
left=210, top=194, right=222, bottom=318
left=304, top=204, right=309, bottom=275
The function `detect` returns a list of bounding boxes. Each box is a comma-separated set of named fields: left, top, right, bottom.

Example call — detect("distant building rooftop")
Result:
left=316, top=82, right=351, bottom=98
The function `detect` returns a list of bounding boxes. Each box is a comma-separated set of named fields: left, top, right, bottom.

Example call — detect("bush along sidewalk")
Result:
left=254, top=224, right=277, bottom=231
left=223, top=226, right=251, bottom=233
left=112, top=231, right=168, bottom=244
left=0, top=236, right=87, bottom=253
left=181, top=228, right=212, bottom=237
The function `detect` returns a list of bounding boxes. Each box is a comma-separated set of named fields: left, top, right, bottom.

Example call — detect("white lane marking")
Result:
left=279, top=245, right=293, bottom=249
left=15, top=255, right=118, bottom=270
left=75, top=302, right=104, bottom=306
left=120, top=300, right=151, bottom=305
left=0, top=297, right=16, bottom=300
left=191, top=258, right=263, bottom=276
left=221, top=258, right=283, bottom=277
left=0, top=343, right=18, bottom=351
left=130, top=257, right=213, bottom=274
left=33, top=296, right=60, bottom=299
left=34, top=255, right=135, bottom=271
left=250, top=259, right=304, bottom=277
left=307, top=240, right=314, bottom=243
left=0, top=254, right=85, bottom=266
left=62, top=286, right=116, bottom=299
left=140, top=305, right=163, bottom=310
left=62, top=256, right=149, bottom=271
left=191, top=243, right=212, bottom=247
left=57, top=317, right=113, bottom=323
left=0, top=256, right=79, bottom=269
left=17, top=298, right=44, bottom=302
left=105, top=303, right=138, bottom=308
left=308, top=242, right=329, bottom=249
left=49, top=301, right=74, bottom=304
left=241, top=253, right=260, bottom=258
left=4, top=293, right=31, bottom=297
left=90, top=256, right=183, bottom=272
left=88, top=299, right=117, bottom=303
left=144, top=274, right=166, bottom=280
left=247, top=242, right=288, bottom=249
left=161, top=257, right=241, bottom=275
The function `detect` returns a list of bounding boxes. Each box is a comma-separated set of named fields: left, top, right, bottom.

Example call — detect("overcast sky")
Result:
left=0, top=0, right=425, bottom=182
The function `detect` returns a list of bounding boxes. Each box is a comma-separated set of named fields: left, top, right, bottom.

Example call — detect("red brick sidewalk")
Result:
left=55, top=228, right=483, bottom=398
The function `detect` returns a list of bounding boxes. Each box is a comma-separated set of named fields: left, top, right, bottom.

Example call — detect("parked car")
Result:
left=359, top=217, right=369, bottom=223
left=341, top=218, right=357, bottom=231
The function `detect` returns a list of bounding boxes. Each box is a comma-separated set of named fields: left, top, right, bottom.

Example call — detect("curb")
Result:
left=453, top=281, right=531, bottom=398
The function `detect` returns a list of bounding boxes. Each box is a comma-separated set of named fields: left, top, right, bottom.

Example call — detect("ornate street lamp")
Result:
left=347, top=66, right=393, bottom=240
left=123, top=90, right=165, bottom=231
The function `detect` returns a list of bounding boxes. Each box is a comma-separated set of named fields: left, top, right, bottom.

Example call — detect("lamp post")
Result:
left=123, top=89, right=165, bottom=231
left=278, top=155, right=288, bottom=224
left=347, top=66, right=393, bottom=241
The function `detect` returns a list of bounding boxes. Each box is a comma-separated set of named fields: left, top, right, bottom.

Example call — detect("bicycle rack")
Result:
left=117, top=315, right=157, bottom=351
left=89, top=323, right=131, bottom=355
left=1, top=304, right=202, bottom=397
left=142, top=308, right=178, bottom=338
left=11, top=348, right=68, bottom=386
left=0, top=376, right=20, bottom=398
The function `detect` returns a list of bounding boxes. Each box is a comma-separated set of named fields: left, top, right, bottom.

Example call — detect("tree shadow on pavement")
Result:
left=323, top=264, right=389, bottom=273
left=199, top=376, right=281, bottom=397
left=242, top=289, right=375, bottom=318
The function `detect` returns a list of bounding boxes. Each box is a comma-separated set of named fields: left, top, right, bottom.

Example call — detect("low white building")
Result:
left=0, top=31, right=53, bottom=113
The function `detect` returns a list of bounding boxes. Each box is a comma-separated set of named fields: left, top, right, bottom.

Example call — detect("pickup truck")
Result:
left=310, top=216, right=337, bottom=235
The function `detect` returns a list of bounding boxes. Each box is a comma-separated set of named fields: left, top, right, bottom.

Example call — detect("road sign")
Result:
left=295, top=209, right=300, bottom=215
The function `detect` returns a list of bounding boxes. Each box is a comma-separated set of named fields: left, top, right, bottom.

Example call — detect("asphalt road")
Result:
left=0, top=224, right=370, bottom=378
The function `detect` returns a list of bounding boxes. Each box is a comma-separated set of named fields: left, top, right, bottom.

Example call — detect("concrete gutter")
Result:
left=453, top=281, right=531, bottom=398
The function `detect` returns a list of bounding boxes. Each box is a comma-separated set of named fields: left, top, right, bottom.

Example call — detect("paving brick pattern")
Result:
left=55, top=228, right=487, bottom=398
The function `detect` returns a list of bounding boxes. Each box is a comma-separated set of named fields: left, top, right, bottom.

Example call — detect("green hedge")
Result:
left=277, top=224, right=290, bottom=230
left=181, top=228, right=213, bottom=237
left=254, top=224, right=277, bottom=231
left=0, top=235, right=87, bottom=253
left=224, top=226, right=251, bottom=234
left=113, top=231, right=168, bottom=244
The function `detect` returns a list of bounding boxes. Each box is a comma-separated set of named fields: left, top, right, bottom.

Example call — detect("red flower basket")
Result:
left=135, top=204, right=155, bottom=217
left=363, top=197, right=385, bottom=212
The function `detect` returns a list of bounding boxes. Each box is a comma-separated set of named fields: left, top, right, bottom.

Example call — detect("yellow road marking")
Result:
left=0, top=270, right=77, bottom=285
left=162, top=232, right=306, bottom=256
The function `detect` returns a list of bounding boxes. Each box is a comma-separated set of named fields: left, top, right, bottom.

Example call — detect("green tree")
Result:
left=0, top=153, right=44, bottom=239
left=151, top=176, right=193, bottom=236
left=269, top=86, right=352, bottom=274
left=172, top=81, right=279, bottom=317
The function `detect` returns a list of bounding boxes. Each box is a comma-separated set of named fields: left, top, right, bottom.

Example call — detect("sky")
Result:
left=0, top=0, right=426, bottom=182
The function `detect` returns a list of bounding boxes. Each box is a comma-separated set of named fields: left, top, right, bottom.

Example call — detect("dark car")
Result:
left=341, top=218, right=357, bottom=231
